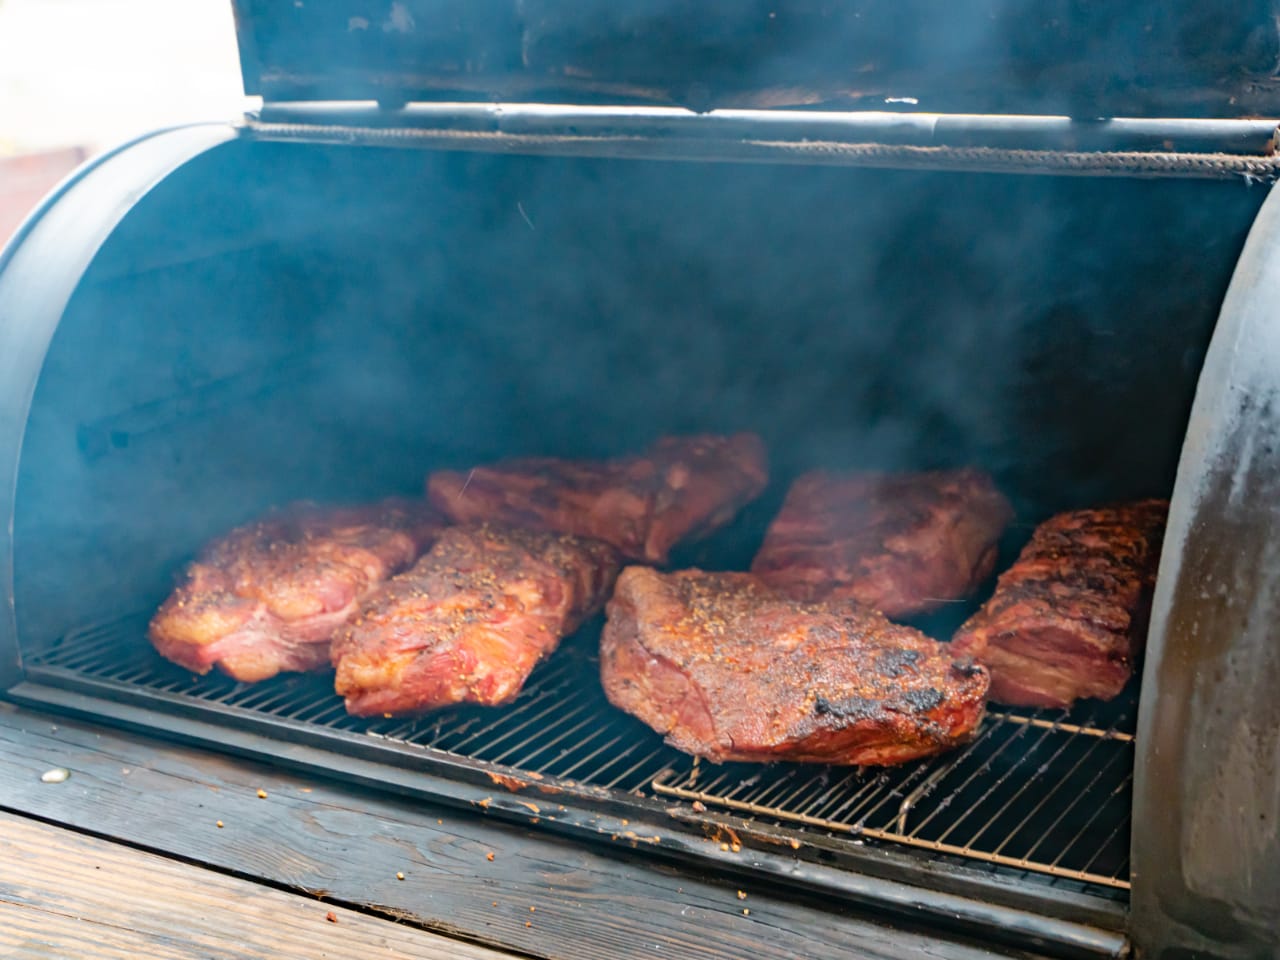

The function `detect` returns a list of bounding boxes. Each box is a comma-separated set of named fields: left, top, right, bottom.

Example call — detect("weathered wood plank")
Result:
left=0, top=703, right=1032, bottom=960
left=0, top=810, right=507, bottom=960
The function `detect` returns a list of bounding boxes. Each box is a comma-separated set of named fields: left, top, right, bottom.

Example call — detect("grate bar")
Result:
left=1078, top=813, right=1132, bottom=877
left=651, top=697, right=1136, bottom=891
left=469, top=695, right=596, bottom=762
left=987, top=710, right=1135, bottom=742
left=495, top=707, right=600, bottom=769
left=1052, top=774, right=1135, bottom=872
left=24, top=612, right=1137, bottom=896
left=555, top=731, right=629, bottom=780
left=930, top=715, right=1091, bottom=845
left=651, top=773, right=1131, bottom=890
left=893, top=718, right=1043, bottom=839
left=957, top=719, right=1102, bottom=850
left=893, top=717, right=1012, bottom=832
left=1001, top=732, right=1129, bottom=869
left=600, top=744, right=670, bottom=791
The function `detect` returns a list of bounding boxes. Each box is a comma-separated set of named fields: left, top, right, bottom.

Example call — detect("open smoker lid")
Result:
left=231, top=0, right=1280, bottom=116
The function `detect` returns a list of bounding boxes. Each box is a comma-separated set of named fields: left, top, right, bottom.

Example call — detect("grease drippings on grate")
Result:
left=27, top=613, right=1135, bottom=892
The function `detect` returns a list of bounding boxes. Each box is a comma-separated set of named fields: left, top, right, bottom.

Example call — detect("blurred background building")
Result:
left=0, top=0, right=246, bottom=244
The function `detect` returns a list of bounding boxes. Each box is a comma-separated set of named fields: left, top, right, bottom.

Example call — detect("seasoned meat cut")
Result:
left=751, top=468, right=1013, bottom=619
left=333, top=525, right=620, bottom=717
left=427, top=433, right=768, bottom=565
left=149, top=499, right=445, bottom=683
left=600, top=567, right=989, bottom=765
left=950, top=500, right=1168, bottom=709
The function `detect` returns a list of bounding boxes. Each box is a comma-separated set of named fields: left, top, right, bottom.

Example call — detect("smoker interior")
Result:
left=8, top=139, right=1266, bottom=916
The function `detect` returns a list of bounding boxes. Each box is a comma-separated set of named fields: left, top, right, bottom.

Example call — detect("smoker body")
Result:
left=2, top=6, right=1280, bottom=957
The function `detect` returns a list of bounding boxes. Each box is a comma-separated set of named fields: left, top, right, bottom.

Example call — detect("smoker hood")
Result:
left=231, top=0, right=1280, bottom=117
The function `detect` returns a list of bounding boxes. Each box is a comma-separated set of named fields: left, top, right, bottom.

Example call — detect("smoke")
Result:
left=9, top=127, right=1267, bottom=644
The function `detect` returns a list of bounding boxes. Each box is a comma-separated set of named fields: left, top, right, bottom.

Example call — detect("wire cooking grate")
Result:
left=651, top=703, right=1133, bottom=889
left=23, top=613, right=1135, bottom=892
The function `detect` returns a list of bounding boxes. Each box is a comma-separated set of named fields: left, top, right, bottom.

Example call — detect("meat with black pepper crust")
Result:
left=600, top=567, right=988, bottom=765
left=333, top=525, right=620, bottom=716
left=149, top=499, right=445, bottom=682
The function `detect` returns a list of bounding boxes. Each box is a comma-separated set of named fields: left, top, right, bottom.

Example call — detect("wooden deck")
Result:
left=0, top=811, right=506, bottom=959
left=0, top=703, right=1031, bottom=959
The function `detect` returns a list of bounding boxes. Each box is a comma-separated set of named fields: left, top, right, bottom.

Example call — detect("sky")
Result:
left=0, top=0, right=247, bottom=157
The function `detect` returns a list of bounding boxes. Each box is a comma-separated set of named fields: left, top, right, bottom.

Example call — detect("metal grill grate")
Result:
left=652, top=704, right=1134, bottom=889
left=23, top=614, right=1135, bottom=893
left=25, top=615, right=685, bottom=793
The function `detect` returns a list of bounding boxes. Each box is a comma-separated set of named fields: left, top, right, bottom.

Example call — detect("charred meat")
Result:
left=427, top=433, right=768, bottom=565
left=600, top=567, right=988, bottom=765
left=751, top=468, right=1013, bottom=619
left=149, top=499, right=445, bottom=683
left=951, top=500, right=1168, bottom=708
left=333, top=525, right=620, bottom=717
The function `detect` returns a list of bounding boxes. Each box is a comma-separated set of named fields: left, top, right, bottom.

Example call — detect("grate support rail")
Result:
left=23, top=613, right=1135, bottom=894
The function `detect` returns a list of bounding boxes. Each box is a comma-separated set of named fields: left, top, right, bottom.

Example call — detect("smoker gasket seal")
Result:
left=245, top=120, right=1280, bottom=180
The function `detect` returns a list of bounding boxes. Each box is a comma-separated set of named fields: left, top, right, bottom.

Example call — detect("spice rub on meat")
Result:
left=751, top=468, right=1013, bottom=619
left=149, top=499, right=445, bottom=683
left=600, top=568, right=988, bottom=765
left=951, top=500, right=1168, bottom=709
left=332, top=525, right=620, bottom=717
left=427, top=433, right=768, bottom=565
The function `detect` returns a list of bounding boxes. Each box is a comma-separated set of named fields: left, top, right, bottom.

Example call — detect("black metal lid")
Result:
left=232, top=1, right=1280, bottom=117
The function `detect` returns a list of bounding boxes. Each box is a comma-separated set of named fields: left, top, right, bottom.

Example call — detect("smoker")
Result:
left=1, top=3, right=1277, bottom=958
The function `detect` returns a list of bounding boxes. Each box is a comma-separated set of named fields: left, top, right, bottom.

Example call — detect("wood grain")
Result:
left=0, top=704, right=1032, bottom=960
left=0, top=810, right=507, bottom=960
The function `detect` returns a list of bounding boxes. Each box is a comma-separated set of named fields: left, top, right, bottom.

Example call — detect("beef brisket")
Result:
left=600, top=567, right=988, bottom=765
left=149, top=499, right=445, bottom=682
left=333, top=525, right=620, bottom=716
left=427, top=433, right=768, bottom=564
left=950, top=500, right=1168, bottom=708
left=751, top=468, right=1013, bottom=619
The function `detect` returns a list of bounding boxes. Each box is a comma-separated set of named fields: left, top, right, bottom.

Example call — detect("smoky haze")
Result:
left=9, top=133, right=1268, bottom=645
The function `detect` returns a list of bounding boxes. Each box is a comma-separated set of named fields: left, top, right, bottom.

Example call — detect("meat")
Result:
left=750, top=468, right=1013, bottom=619
left=950, top=500, right=1169, bottom=709
left=427, top=433, right=768, bottom=565
left=600, top=567, right=989, bottom=765
left=332, top=525, right=620, bottom=717
left=149, top=499, right=446, bottom=683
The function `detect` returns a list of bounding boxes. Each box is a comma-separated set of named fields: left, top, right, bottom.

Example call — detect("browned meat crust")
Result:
left=333, top=525, right=620, bottom=717
left=149, top=499, right=446, bottom=683
left=600, top=567, right=988, bottom=765
left=751, top=468, right=1013, bottom=619
left=950, top=500, right=1168, bottom=708
left=427, top=433, right=768, bottom=564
